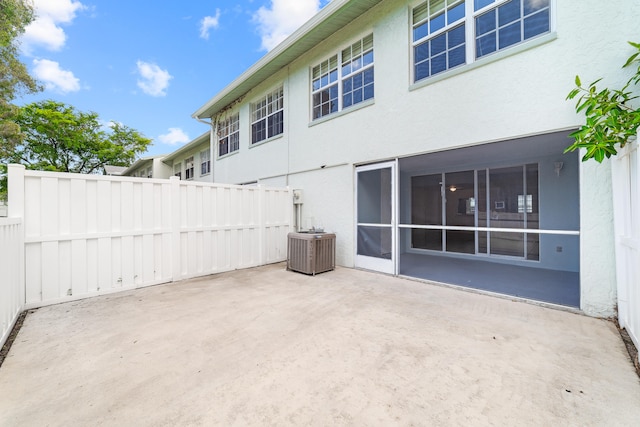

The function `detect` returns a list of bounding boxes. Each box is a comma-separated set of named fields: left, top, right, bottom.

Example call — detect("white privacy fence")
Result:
left=0, top=218, right=24, bottom=349
left=6, top=164, right=292, bottom=311
left=611, top=137, right=640, bottom=352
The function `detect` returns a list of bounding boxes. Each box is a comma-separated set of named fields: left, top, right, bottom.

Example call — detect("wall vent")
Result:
left=287, top=232, right=336, bottom=275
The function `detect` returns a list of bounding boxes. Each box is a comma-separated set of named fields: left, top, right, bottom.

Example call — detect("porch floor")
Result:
left=399, top=253, right=580, bottom=307
left=1, top=264, right=638, bottom=426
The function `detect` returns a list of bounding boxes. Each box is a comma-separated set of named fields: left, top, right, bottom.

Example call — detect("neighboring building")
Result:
left=161, top=132, right=212, bottom=182
left=104, top=165, right=128, bottom=176
left=192, top=0, right=640, bottom=317
left=121, top=155, right=172, bottom=179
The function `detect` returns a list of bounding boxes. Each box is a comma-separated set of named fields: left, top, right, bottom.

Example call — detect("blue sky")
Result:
left=18, top=0, right=331, bottom=157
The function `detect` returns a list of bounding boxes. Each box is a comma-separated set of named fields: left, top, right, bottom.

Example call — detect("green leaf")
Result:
left=623, top=52, right=639, bottom=68
left=589, top=78, right=603, bottom=87
left=566, top=41, right=640, bottom=163
left=594, top=148, right=605, bottom=163
left=566, top=88, right=580, bottom=100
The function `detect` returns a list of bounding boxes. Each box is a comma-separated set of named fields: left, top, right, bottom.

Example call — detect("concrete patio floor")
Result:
left=1, top=263, right=639, bottom=426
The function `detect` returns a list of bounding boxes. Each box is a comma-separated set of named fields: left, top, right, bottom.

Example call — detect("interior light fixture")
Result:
left=449, top=185, right=457, bottom=192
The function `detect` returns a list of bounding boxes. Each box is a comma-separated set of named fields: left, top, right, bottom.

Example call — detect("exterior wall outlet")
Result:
left=293, top=189, right=303, bottom=204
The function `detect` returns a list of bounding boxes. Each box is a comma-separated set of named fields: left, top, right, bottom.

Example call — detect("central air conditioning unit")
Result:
left=287, top=232, right=336, bottom=275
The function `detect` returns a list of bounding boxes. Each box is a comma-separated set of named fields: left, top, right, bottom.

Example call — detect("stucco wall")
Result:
left=580, top=160, right=616, bottom=317
left=169, top=141, right=213, bottom=182
left=153, top=158, right=172, bottom=179
left=124, top=158, right=171, bottom=179
left=210, top=0, right=640, bottom=316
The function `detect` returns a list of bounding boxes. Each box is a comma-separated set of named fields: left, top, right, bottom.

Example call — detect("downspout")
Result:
left=194, top=116, right=215, bottom=183
left=285, top=65, right=300, bottom=231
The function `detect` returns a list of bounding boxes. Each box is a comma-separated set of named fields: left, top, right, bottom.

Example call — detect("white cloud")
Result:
left=136, top=61, right=172, bottom=97
left=253, top=0, right=322, bottom=51
left=100, top=120, right=122, bottom=131
left=200, top=9, right=221, bottom=40
left=158, top=128, right=190, bottom=145
left=32, top=59, right=81, bottom=93
left=22, top=0, right=85, bottom=53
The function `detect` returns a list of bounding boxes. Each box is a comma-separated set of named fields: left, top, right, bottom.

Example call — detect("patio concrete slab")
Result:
left=1, top=263, right=639, bottom=426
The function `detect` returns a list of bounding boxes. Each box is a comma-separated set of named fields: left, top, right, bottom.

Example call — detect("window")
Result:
left=200, top=149, right=210, bottom=175
left=412, top=0, right=551, bottom=83
left=251, top=86, right=284, bottom=144
left=517, top=194, right=533, bottom=213
left=173, top=163, right=181, bottom=180
left=413, top=0, right=466, bottom=81
left=311, top=34, right=374, bottom=120
left=475, top=0, right=550, bottom=58
left=410, top=163, right=539, bottom=260
left=218, top=113, right=240, bottom=157
left=185, top=156, right=194, bottom=180
left=147, top=167, right=153, bottom=178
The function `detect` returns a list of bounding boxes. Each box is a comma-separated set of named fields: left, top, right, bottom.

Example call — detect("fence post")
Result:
left=258, top=185, right=265, bottom=265
left=6, top=164, right=26, bottom=314
left=170, top=176, right=182, bottom=282
left=7, top=164, right=25, bottom=219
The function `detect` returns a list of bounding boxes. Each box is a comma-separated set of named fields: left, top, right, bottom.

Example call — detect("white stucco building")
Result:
left=192, top=0, right=640, bottom=317
left=121, top=133, right=212, bottom=182
left=121, top=155, right=172, bottom=179
left=161, top=132, right=213, bottom=182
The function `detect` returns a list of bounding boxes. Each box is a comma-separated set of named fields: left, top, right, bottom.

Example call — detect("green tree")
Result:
left=1, top=100, right=151, bottom=178
left=566, top=42, right=640, bottom=162
left=1, top=0, right=41, bottom=146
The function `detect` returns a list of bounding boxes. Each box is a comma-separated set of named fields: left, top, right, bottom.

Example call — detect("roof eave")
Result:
left=192, top=0, right=382, bottom=120
left=161, top=132, right=211, bottom=164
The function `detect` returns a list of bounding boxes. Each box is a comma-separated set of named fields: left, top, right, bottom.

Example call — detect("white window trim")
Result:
left=217, top=113, right=240, bottom=159
left=308, top=97, right=375, bottom=128
left=410, top=0, right=555, bottom=85
left=309, top=32, right=375, bottom=122
left=200, top=149, right=211, bottom=176
left=250, top=85, right=284, bottom=145
left=409, top=30, right=556, bottom=91
left=184, top=156, right=195, bottom=180
left=249, top=132, right=284, bottom=149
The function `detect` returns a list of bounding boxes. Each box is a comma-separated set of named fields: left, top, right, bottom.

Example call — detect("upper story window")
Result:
left=185, top=156, right=194, bottom=180
left=474, top=0, right=550, bottom=58
left=413, top=0, right=466, bottom=81
left=146, top=167, right=153, bottom=178
left=218, top=113, right=240, bottom=157
left=200, top=149, right=210, bottom=175
left=311, top=33, right=374, bottom=120
left=173, top=163, right=181, bottom=180
left=412, top=0, right=551, bottom=83
left=251, top=86, right=284, bottom=144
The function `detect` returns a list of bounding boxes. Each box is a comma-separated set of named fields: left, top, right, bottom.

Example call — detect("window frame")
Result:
left=310, top=33, right=375, bottom=121
left=173, top=163, right=182, bottom=180
left=411, top=0, right=553, bottom=84
left=217, top=113, right=240, bottom=158
left=200, top=149, right=211, bottom=175
left=184, top=156, right=194, bottom=180
left=251, top=86, right=284, bottom=145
